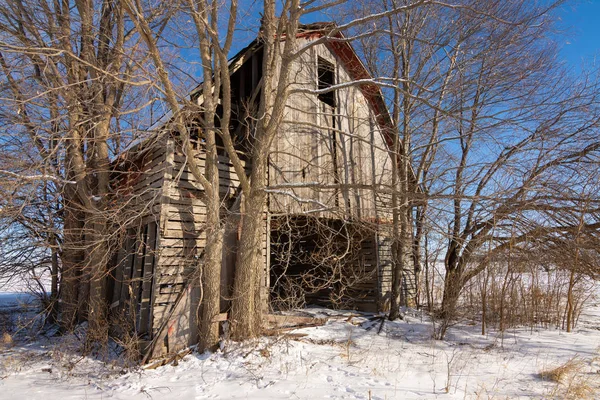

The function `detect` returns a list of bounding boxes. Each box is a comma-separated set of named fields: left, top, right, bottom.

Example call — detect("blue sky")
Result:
left=558, top=1, right=600, bottom=68
left=185, top=1, right=600, bottom=80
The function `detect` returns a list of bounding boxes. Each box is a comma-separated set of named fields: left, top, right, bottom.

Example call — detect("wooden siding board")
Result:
left=138, top=221, right=157, bottom=335
left=130, top=225, right=148, bottom=321
left=111, top=242, right=127, bottom=307
left=119, top=232, right=136, bottom=305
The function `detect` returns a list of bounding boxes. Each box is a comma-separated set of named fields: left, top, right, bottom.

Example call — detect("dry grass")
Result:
left=563, top=380, right=594, bottom=400
left=0, top=310, right=15, bottom=349
left=1, top=332, right=12, bottom=347
left=540, top=357, right=583, bottom=383
left=540, top=357, right=597, bottom=399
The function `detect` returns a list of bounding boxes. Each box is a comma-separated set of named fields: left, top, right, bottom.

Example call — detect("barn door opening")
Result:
left=111, top=220, right=158, bottom=337
left=269, top=215, right=378, bottom=312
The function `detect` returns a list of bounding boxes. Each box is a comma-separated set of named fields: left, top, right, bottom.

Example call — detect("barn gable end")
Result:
left=108, top=24, right=416, bottom=360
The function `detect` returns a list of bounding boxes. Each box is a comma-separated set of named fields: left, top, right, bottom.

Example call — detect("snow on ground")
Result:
left=0, top=292, right=38, bottom=308
left=2, top=300, right=600, bottom=399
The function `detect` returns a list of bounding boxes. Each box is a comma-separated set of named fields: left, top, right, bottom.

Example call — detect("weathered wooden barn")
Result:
left=108, top=23, right=417, bottom=359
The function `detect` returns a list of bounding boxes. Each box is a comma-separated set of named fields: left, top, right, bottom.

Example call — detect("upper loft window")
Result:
left=317, top=57, right=335, bottom=108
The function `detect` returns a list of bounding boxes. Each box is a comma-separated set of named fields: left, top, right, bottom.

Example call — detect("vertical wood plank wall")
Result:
left=110, top=139, right=169, bottom=341
left=268, top=39, right=394, bottom=222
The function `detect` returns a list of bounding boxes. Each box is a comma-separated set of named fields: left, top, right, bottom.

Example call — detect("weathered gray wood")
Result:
left=138, top=221, right=157, bottom=335
left=162, top=227, right=207, bottom=239
left=111, top=240, right=128, bottom=307
left=158, top=246, right=205, bottom=258
left=119, top=231, right=137, bottom=305
left=129, top=225, right=148, bottom=317
left=173, top=152, right=247, bottom=167
left=130, top=171, right=166, bottom=194
left=162, top=203, right=210, bottom=216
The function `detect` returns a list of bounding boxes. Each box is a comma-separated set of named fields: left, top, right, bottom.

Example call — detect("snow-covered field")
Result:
left=2, top=296, right=600, bottom=399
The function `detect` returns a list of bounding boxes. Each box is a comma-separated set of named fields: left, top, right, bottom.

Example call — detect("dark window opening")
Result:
left=318, top=57, right=335, bottom=108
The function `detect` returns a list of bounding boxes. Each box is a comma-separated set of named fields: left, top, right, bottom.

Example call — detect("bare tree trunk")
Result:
left=198, top=72, right=224, bottom=350
left=480, top=267, right=489, bottom=335
left=47, top=233, right=60, bottom=324
left=499, top=268, right=511, bottom=332
left=413, top=206, right=425, bottom=308
left=86, top=111, right=112, bottom=346
left=231, top=180, right=267, bottom=339
left=87, top=220, right=109, bottom=346
left=565, top=269, right=576, bottom=333
left=229, top=0, right=300, bottom=339
left=423, top=233, right=433, bottom=312
left=387, top=10, right=404, bottom=320
left=199, top=200, right=224, bottom=349
left=440, top=268, right=462, bottom=315
left=60, top=202, right=83, bottom=332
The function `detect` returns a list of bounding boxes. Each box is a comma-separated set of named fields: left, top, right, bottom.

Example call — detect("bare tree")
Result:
left=0, top=0, right=151, bottom=346
left=352, top=0, right=600, bottom=336
left=407, top=1, right=599, bottom=337
left=123, top=0, right=242, bottom=351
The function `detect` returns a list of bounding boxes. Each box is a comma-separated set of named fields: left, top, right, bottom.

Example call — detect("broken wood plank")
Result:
left=263, top=314, right=327, bottom=330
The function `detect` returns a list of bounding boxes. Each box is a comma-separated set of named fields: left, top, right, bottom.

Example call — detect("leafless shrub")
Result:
left=110, top=309, right=142, bottom=365
left=460, top=256, right=596, bottom=335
